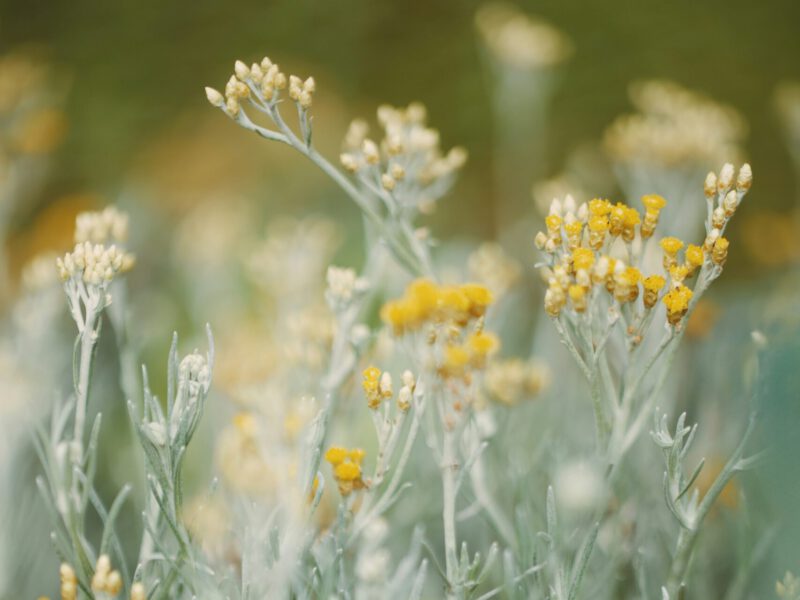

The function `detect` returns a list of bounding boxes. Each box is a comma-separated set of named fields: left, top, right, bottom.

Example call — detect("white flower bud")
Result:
left=718, top=163, right=735, bottom=191
left=205, top=87, right=224, bottom=107
left=234, top=60, right=250, bottom=81
left=736, top=163, right=752, bottom=192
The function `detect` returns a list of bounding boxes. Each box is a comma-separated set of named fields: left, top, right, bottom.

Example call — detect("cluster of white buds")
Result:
left=325, top=265, right=369, bottom=310
left=74, top=206, right=129, bottom=245
left=397, top=369, right=416, bottom=412
left=339, top=103, right=467, bottom=211
left=179, top=351, right=212, bottom=399
left=474, top=2, right=572, bottom=69
left=168, top=348, right=213, bottom=443
left=90, top=554, right=123, bottom=597
left=206, top=56, right=318, bottom=118
left=56, top=242, right=134, bottom=287
left=604, top=80, right=746, bottom=168
left=288, top=74, right=316, bottom=109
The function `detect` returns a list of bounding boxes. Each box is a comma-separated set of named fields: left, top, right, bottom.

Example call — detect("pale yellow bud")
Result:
left=205, top=87, right=224, bottom=107
left=718, top=163, right=735, bottom=191
left=390, top=163, right=405, bottom=180
left=736, top=163, right=752, bottom=192
left=340, top=153, right=359, bottom=173
left=130, top=583, right=146, bottom=600
left=381, top=173, right=396, bottom=191
left=362, top=139, right=380, bottom=164
left=234, top=60, right=250, bottom=81
left=704, top=171, right=717, bottom=197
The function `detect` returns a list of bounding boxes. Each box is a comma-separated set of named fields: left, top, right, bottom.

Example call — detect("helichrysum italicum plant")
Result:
left=21, top=48, right=782, bottom=600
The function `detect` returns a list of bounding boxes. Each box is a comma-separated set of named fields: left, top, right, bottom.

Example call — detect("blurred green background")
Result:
left=1, top=1, right=799, bottom=596
left=2, top=0, right=799, bottom=251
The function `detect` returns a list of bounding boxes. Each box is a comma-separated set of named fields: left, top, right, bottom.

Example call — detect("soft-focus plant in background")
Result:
left=0, top=2, right=797, bottom=597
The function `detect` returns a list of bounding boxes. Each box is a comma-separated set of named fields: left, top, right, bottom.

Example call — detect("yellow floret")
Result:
left=461, top=283, right=493, bottom=317
left=362, top=366, right=380, bottom=382
left=685, top=244, right=704, bottom=268
left=334, top=461, right=361, bottom=482
left=588, top=215, right=609, bottom=232
left=619, top=266, right=642, bottom=286
left=622, top=207, right=641, bottom=227
left=468, top=331, right=500, bottom=357
left=663, top=284, right=693, bottom=324
left=660, top=236, right=684, bottom=255
left=565, top=221, right=583, bottom=236
left=588, top=198, right=612, bottom=216
left=407, top=278, right=440, bottom=319
left=348, top=448, right=365, bottom=464
left=642, top=275, right=666, bottom=293
left=545, top=214, right=563, bottom=231
left=325, top=446, right=348, bottom=466
left=439, top=285, right=470, bottom=317
left=572, top=247, right=595, bottom=271
left=380, top=299, right=414, bottom=334
left=444, top=344, right=470, bottom=371
left=641, top=194, right=667, bottom=211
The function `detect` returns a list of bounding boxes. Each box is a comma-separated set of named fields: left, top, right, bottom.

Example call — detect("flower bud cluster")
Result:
left=702, top=162, right=752, bottom=265
left=325, top=446, right=366, bottom=496
left=288, top=74, right=316, bottom=109
left=361, top=366, right=416, bottom=412
left=604, top=79, right=746, bottom=168
left=90, top=554, right=123, bottom=597
left=339, top=103, right=467, bottom=211
left=56, top=241, right=134, bottom=287
left=206, top=56, right=292, bottom=116
left=536, top=165, right=753, bottom=332
left=381, top=279, right=499, bottom=383
left=475, top=2, right=572, bottom=68
left=74, top=206, right=129, bottom=245
left=484, top=357, right=550, bottom=406
left=179, top=351, right=212, bottom=398
left=325, top=265, right=369, bottom=311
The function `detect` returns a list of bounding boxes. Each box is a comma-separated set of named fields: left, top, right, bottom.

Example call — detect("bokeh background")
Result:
left=1, top=0, right=799, bottom=597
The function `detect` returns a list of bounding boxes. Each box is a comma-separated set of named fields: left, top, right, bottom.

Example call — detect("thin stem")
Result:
left=73, top=311, right=99, bottom=453
left=441, top=428, right=460, bottom=599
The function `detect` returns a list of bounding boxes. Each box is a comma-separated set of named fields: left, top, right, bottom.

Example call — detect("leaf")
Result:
left=567, top=522, right=599, bottom=600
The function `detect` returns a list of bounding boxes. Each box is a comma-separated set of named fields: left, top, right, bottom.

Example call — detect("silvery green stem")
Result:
left=73, top=310, right=99, bottom=454
left=470, top=453, right=516, bottom=550
left=442, top=428, right=460, bottom=599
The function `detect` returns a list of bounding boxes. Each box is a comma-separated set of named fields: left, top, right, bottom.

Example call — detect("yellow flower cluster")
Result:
left=362, top=367, right=416, bottom=412
left=536, top=165, right=752, bottom=329
left=381, top=279, right=499, bottom=380
left=325, top=446, right=366, bottom=496
left=380, top=279, right=493, bottom=335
